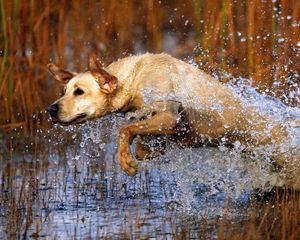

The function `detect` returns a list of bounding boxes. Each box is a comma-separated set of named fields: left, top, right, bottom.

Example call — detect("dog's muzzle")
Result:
left=47, top=104, right=59, bottom=123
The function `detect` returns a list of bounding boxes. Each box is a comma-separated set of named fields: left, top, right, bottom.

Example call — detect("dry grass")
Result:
left=216, top=189, right=300, bottom=239
left=0, top=0, right=299, bottom=130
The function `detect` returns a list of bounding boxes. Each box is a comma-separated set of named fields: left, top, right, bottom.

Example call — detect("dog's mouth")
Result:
left=51, top=113, right=87, bottom=125
left=67, top=113, right=87, bottom=124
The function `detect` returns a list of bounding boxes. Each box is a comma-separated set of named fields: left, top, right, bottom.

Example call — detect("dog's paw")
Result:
left=118, top=154, right=138, bottom=176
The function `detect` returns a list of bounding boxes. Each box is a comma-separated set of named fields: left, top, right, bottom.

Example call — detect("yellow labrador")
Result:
left=47, top=53, right=299, bottom=188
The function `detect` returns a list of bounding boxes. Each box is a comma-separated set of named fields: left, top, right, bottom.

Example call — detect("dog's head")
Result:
left=47, top=54, right=117, bottom=124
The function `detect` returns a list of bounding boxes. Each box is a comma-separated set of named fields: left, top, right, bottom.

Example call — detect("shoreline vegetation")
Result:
left=0, top=0, right=299, bottom=132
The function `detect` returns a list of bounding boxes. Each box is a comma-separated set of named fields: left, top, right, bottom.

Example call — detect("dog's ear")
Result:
left=88, top=53, right=117, bottom=94
left=92, top=69, right=118, bottom=94
left=47, top=63, right=74, bottom=84
left=88, top=53, right=104, bottom=72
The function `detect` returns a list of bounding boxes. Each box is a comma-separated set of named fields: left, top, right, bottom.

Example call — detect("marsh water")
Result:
left=0, top=80, right=299, bottom=239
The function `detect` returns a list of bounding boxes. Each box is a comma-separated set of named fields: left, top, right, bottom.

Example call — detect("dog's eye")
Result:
left=74, top=88, right=84, bottom=96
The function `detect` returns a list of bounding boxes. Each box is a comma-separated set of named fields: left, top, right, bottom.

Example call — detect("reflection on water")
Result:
left=0, top=81, right=299, bottom=239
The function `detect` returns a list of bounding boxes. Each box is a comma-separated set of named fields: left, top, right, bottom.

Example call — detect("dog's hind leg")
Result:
left=117, top=102, right=180, bottom=176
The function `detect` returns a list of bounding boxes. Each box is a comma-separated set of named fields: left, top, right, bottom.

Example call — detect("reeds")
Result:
left=0, top=0, right=10, bottom=120
left=216, top=189, right=300, bottom=239
left=1, top=145, right=300, bottom=239
left=0, top=0, right=299, bottom=131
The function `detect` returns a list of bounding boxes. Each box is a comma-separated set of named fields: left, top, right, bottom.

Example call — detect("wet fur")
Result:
left=48, top=53, right=299, bottom=189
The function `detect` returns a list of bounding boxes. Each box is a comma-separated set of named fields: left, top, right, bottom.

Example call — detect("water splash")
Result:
left=1, top=77, right=299, bottom=239
left=55, top=71, right=299, bottom=216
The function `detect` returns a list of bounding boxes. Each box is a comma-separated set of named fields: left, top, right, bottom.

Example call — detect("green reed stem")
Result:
left=13, top=0, right=18, bottom=35
left=193, top=0, right=203, bottom=43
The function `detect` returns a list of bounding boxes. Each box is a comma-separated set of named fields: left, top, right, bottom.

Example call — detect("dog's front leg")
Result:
left=117, top=111, right=178, bottom=176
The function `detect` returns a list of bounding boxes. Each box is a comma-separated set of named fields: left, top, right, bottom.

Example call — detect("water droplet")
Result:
left=240, top=37, right=246, bottom=42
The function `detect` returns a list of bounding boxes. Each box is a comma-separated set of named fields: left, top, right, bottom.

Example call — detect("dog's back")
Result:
left=108, top=53, right=246, bottom=138
left=108, top=53, right=289, bottom=147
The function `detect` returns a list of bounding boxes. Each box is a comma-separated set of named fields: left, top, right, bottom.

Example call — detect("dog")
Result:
left=47, top=53, right=299, bottom=188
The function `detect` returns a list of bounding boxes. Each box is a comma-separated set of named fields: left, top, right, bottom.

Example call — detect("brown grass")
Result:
left=216, top=189, right=300, bottom=239
left=1, top=2, right=299, bottom=238
left=0, top=0, right=299, bottom=131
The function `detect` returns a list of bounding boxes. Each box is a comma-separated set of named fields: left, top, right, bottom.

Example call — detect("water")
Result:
left=0, top=80, right=299, bottom=239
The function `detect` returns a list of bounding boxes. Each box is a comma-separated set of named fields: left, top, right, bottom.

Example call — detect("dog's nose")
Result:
left=47, top=104, right=59, bottom=118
